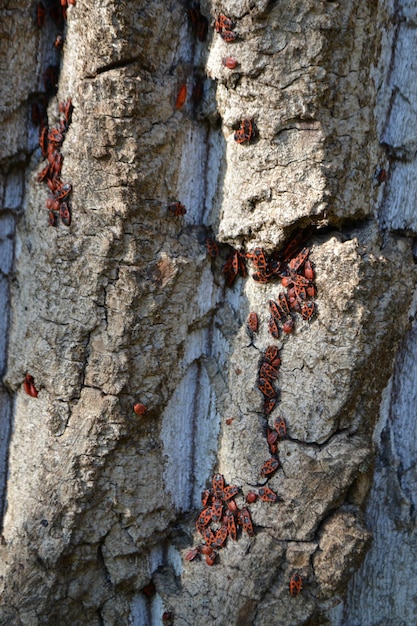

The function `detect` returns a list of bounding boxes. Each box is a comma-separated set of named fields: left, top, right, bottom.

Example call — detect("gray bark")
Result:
left=0, top=1, right=416, bottom=625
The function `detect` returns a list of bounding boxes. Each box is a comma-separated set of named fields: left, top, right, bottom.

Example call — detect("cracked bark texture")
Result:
left=0, top=0, right=416, bottom=625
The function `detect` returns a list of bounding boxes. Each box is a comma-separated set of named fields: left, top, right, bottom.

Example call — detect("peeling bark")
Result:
left=0, top=0, right=416, bottom=625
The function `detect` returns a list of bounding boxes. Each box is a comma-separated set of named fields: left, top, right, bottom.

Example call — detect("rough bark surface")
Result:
left=0, top=1, right=416, bottom=625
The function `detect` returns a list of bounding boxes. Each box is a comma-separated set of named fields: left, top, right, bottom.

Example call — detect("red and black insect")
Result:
left=258, top=377, right=277, bottom=400
left=259, top=362, right=279, bottom=381
left=237, top=507, right=254, bottom=536
left=23, top=373, right=38, bottom=398
left=289, top=573, right=303, bottom=597
left=206, top=238, right=218, bottom=258
left=215, top=13, right=237, bottom=41
left=213, top=526, right=228, bottom=548
left=185, top=546, right=200, bottom=561
left=268, top=316, right=280, bottom=339
left=222, top=56, right=238, bottom=69
left=225, top=509, right=237, bottom=540
left=247, top=311, right=259, bottom=343
left=196, top=507, right=212, bottom=532
left=264, top=397, right=278, bottom=415
left=274, top=418, right=287, bottom=440
left=282, top=319, right=295, bottom=333
left=223, top=249, right=246, bottom=287
left=301, top=301, right=315, bottom=321
left=215, top=13, right=234, bottom=32
left=167, top=202, right=186, bottom=216
left=234, top=118, right=255, bottom=144
left=269, top=299, right=283, bottom=322
left=260, top=458, right=280, bottom=476
left=175, top=83, right=187, bottom=109
left=133, top=403, right=147, bottom=416
left=267, top=427, right=278, bottom=454
left=245, top=491, right=258, bottom=504
left=264, top=345, right=281, bottom=368
left=258, top=486, right=278, bottom=503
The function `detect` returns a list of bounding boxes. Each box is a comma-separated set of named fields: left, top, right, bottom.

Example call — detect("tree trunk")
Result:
left=0, top=1, right=415, bottom=625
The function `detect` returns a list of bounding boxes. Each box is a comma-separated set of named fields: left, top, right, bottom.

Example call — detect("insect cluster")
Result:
left=186, top=473, right=271, bottom=566
left=186, top=239, right=317, bottom=584
left=36, top=100, right=73, bottom=226
left=33, top=0, right=76, bottom=226
left=179, top=10, right=316, bottom=594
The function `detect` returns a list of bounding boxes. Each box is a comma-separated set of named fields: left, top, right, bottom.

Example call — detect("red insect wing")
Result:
left=294, top=284, right=307, bottom=301
left=36, top=163, right=51, bottom=183
left=48, top=211, right=58, bottom=227
left=260, top=458, right=280, bottom=476
left=264, top=345, right=278, bottom=363
left=264, top=397, right=278, bottom=414
left=196, top=508, right=212, bottom=531
left=267, top=428, right=279, bottom=447
left=281, top=275, right=293, bottom=288
left=278, top=292, right=290, bottom=316
left=213, top=526, right=228, bottom=548
left=39, top=126, right=48, bottom=158
left=167, top=202, right=186, bottom=216
left=222, top=485, right=239, bottom=501
left=212, top=473, right=225, bottom=494
left=252, top=271, right=268, bottom=283
left=291, top=273, right=310, bottom=287
left=289, top=573, right=303, bottom=596
left=283, top=319, right=294, bottom=334
left=201, top=489, right=211, bottom=507
left=269, top=299, right=283, bottom=321
left=202, top=528, right=215, bottom=547
left=289, top=247, right=309, bottom=272
left=239, top=507, right=254, bottom=536
left=54, top=182, right=72, bottom=200
left=306, top=285, right=316, bottom=298
left=220, top=29, right=237, bottom=42
left=258, top=486, right=278, bottom=503
left=258, top=377, right=277, bottom=399
left=23, top=374, right=38, bottom=398
left=222, top=56, right=238, bottom=69
left=206, top=238, right=218, bottom=258
left=227, top=499, right=238, bottom=513
left=211, top=498, right=223, bottom=522
left=185, top=547, right=200, bottom=561
left=234, top=129, right=246, bottom=143
left=289, top=296, right=301, bottom=312
left=133, top=403, right=147, bottom=416
left=301, top=301, right=315, bottom=321
left=303, top=260, right=315, bottom=280
left=231, top=250, right=239, bottom=274
left=252, top=248, right=267, bottom=271
left=205, top=550, right=217, bottom=566
left=60, top=202, right=72, bottom=227
left=216, top=13, right=234, bottom=30
left=175, top=84, right=187, bottom=109
left=247, top=312, right=259, bottom=332
left=274, top=418, right=287, bottom=439
left=226, top=511, right=237, bottom=540
left=268, top=317, right=280, bottom=339
left=259, top=362, right=279, bottom=381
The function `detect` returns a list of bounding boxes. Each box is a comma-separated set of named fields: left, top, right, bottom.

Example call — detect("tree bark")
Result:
left=0, top=1, right=416, bottom=625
